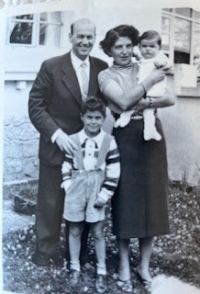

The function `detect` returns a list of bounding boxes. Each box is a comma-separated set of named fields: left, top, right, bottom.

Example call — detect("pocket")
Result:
left=65, top=177, right=77, bottom=196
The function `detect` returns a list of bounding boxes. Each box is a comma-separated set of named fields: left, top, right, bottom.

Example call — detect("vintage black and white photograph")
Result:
left=1, top=0, right=200, bottom=293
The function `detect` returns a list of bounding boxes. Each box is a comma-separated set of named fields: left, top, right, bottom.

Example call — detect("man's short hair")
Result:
left=81, top=96, right=106, bottom=117
left=70, top=18, right=96, bottom=35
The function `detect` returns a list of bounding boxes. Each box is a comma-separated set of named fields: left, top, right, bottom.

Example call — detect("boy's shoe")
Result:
left=96, top=274, right=107, bottom=293
left=69, top=269, right=80, bottom=286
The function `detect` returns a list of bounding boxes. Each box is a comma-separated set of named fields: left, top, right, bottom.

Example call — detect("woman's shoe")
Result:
left=136, top=268, right=152, bottom=293
left=117, top=279, right=133, bottom=293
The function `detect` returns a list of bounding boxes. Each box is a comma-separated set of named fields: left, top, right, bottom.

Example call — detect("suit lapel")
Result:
left=62, top=53, right=82, bottom=106
left=62, top=54, right=99, bottom=104
left=88, top=56, right=98, bottom=96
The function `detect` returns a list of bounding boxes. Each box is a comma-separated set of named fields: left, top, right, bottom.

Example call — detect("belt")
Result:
left=112, top=112, right=143, bottom=120
left=131, top=115, right=143, bottom=120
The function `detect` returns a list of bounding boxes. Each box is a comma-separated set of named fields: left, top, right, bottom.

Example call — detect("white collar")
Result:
left=70, top=50, right=90, bottom=71
left=78, top=128, right=106, bottom=147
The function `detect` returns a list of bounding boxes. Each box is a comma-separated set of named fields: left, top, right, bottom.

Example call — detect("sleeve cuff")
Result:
left=61, top=179, right=72, bottom=190
left=51, top=128, right=63, bottom=143
left=98, top=189, right=110, bottom=202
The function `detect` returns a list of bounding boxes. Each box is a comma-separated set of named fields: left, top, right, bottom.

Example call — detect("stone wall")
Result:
left=3, top=115, right=39, bottom=182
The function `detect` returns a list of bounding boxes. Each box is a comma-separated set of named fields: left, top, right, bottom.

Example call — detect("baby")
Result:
left=114, top=30, right=172, bottom=141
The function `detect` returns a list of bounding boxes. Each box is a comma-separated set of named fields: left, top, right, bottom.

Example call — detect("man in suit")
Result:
left=28, top=18, right=108, bottom=266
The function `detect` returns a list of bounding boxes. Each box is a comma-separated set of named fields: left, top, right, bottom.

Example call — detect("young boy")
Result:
left=61, top=97, right=120, bottom=293
left=114, top=30, right=172, bottom=141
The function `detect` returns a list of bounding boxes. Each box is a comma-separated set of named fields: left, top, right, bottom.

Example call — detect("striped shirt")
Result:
left=61, top=129, right=120, bottom=201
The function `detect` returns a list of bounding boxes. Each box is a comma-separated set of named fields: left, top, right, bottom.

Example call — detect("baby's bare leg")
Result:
left=143, top=108, right=161, bottom=141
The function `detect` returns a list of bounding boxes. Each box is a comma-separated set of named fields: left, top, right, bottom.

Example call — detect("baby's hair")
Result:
left=81, top=96, right=106, bottom=117
left=139, top=30, right=162, bottom=48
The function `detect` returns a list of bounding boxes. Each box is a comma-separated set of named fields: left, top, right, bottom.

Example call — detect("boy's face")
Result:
left=81, top=110, right=105, bottom=137
left=139, top=38, right=160, bottom=59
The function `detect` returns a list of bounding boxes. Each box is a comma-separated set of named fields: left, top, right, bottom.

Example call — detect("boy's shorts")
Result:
left=63, top=170, right=106, bottom=223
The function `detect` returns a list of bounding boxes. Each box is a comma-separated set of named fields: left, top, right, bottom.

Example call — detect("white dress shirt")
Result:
left=51, top=51, right=90, bottom=143
left=70, top=50, right=90, bottom=95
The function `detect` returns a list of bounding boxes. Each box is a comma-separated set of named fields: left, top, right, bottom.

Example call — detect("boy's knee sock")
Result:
left=97, top=263, right=107, bottom=275
left=70, top=261, right=81, bottom=272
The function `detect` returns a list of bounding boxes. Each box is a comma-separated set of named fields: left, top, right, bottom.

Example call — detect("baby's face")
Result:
left=139, top=37, right=160, bottom=59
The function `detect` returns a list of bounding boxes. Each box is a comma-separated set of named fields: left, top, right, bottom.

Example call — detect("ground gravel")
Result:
left=3, top=184, right=200, bottom=294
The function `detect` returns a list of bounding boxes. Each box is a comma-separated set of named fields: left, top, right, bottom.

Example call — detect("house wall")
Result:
left=3, top=7, right=200, bottom=186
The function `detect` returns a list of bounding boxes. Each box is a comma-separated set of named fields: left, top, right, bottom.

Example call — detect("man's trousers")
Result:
left=34, top=162, right=89, bottom=265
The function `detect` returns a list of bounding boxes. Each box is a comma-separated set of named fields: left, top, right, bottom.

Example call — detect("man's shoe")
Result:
left=96, top=274, right=107, bottom=293
left=32, top=253, right=62, bottom=267
left=69, top=269, right=80, bottom=286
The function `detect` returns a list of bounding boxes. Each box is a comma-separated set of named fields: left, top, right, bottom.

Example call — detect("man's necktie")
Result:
left=81, top=62, right=89, bottom=100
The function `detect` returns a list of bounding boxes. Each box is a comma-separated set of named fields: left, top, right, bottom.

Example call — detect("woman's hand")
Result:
left=134, top=98, right=147, bottom=113
left=135, top=90, right=175, bottom=110
left=150, top=67, right=166, bottom=86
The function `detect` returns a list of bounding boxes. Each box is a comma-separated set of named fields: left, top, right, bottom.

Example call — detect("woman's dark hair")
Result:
left=81, top=96, right=106, bottom=117
left=99, top=25, right=139, bottom=56
left=139, top=30, right=162, bottom=48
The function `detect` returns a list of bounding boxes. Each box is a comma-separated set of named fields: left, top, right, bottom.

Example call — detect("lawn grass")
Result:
left=2, top=184, right=200, bottom=294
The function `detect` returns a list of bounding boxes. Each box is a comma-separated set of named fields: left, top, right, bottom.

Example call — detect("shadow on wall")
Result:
left=159, top=96, right=200, bottom=186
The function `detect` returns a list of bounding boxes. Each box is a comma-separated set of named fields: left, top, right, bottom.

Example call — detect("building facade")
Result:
left=2, top=6, right=200, bottom=188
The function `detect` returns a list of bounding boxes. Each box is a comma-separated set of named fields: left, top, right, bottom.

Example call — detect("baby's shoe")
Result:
left=114, top=116, right=131, bottom=128
left=114, top=110, right=134, bottom=128
left=144, top=127, right=162, bottom=141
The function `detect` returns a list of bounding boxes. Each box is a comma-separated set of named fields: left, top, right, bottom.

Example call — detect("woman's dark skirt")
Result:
left=112, top=118, right=170, bottom=239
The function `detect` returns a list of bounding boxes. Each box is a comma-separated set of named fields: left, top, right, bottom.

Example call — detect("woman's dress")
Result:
left=98, top=63, right=170, bottom=239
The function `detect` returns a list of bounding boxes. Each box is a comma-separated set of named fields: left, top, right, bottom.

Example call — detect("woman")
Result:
left=98, top=25, right=175, bottom=293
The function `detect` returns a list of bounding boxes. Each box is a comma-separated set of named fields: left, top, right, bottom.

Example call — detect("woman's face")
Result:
left=110, top=37, right=133, bottom=66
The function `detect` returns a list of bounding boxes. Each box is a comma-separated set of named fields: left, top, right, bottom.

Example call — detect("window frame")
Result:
left=7, top=12, right=62, bottom=47
left=161, top=8, right=200, bottom=65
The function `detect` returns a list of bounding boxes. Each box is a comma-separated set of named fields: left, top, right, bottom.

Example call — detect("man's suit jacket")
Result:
left=29, top=52, right=108, bottom=166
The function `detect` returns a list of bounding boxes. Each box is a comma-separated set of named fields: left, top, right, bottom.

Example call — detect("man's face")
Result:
left=69, top=21, right=96, bottom=60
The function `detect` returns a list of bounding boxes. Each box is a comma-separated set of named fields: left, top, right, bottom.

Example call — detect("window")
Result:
left=8, top=12, right=62, bottom=47
left=174, top=17, right=191, bottom=64
left=161, top=15, right=171, bottom=52
left=161, top=7, right=200, bottom=69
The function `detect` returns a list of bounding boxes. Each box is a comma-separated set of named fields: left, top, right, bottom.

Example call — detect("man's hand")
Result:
left=55, top=131, right=77, bottom=154
left=93, top=196, right=106, bottom=208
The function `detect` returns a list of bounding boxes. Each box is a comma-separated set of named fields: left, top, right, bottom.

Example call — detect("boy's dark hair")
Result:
left=139, top=30, right=162, bottom=48
left=81, top=96, right=106, bottom=117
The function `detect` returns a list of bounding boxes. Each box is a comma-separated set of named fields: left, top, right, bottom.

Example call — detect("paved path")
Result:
left=2, top=199, right=35, bottom=236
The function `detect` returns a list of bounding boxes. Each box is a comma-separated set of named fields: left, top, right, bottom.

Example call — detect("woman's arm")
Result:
left=100, top=68, right=166, bottom=111
left=136, top=90, right=176, bottom=111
